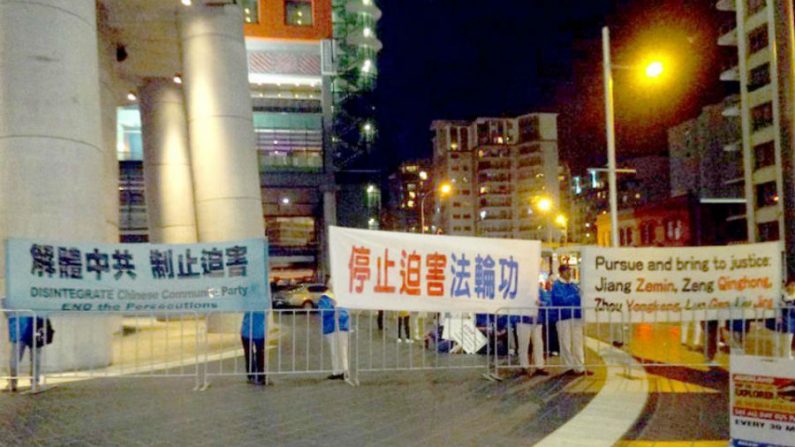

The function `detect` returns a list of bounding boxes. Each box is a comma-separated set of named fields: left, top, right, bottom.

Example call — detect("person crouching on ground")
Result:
left=318, top=284, right=350, bottom=380
left=551, top=265, right=591, bottom=376
left=240, top=310, right=267, bottom=385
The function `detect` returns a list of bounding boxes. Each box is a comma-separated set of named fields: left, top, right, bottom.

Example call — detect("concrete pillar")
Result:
left=0, top=0, right=112, bottom=370
left=99, top=39, right=120, bottom=244
left=179, top=3, right=264, bottom=242
left=139, top=79, right=198, bottom=244
left=179, top=3, right=265, bottom=332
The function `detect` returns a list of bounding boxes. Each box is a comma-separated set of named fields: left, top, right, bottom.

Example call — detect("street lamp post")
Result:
left=602, top=26, right=619, bottom=248
left=602, top=26, right=665, bottom=247
left=420, top=182, right=451, bottom=234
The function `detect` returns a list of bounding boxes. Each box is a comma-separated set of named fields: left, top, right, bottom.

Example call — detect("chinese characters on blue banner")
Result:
left=30, top=243, right=249, bottom=281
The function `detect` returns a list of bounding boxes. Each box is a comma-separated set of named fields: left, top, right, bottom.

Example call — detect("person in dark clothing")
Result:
left=240, top=311, right=267, bottom=385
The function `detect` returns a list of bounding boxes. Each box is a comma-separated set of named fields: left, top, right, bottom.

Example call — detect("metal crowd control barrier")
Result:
left=491, top=305, right=794, bottom=377
left=2, top=305, right=792, bottom=392
left=1, top=310, right=204, bottom=392
left=351, top=311, right=491, bottom=378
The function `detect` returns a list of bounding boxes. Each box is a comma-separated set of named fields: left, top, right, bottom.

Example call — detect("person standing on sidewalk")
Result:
left=516, top=287, right=550, bottom=377
left=3, top=309, right=48, bottom=392
left=778, top=279, right=795, bottom=359
left=550, top=265, right=591, bottom=376
left=319, top=284, right=350, bottom=380
left=397, top=310, right=411, bottom=343
left=240, top=311, right=267, bottom=385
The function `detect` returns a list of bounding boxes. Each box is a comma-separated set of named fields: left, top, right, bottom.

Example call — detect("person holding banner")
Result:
left=516, top=287, right=550, bottom=377
left=3, top=311, right=48, bottom=392
left=778, top=279, right=795, bottom=359
left=240, top=311, right=267, bottom=385
left=319, top=285, right=350, bottom=380
left=550, top=265, right=591, bottom=376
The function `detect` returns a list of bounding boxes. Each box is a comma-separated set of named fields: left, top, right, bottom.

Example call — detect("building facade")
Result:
left=596, top=194, right=746, bottom=247
left=430, top=114, right=560, bottom=241
left=570, top=156, right=670, bottom=245
left=385, top=160, right=432, bottom=233
left=717, top=0, right=795, bottom=255
left=115, top=0, right=383, bottom=279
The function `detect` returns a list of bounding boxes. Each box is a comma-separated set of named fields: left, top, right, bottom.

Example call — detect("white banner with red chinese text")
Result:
left=329, top=226, right=540, bottom=313
left=581, top=242, right=782, bottom=322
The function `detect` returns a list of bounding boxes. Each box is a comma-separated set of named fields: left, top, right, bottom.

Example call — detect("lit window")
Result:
left=241, top=0, right=259, bottom=23
left=286, top=0, right=312, bottom=27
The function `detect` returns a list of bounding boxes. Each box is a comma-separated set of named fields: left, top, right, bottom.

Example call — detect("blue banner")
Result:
left=4, top=238, right=269, bottom=313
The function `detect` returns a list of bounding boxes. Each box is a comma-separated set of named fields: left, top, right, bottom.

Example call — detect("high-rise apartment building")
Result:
left=717, top=0, right=795, bottom=253
left=385, top=160, right=433, bottom=233
left=430, top=114, right=560, bottom=241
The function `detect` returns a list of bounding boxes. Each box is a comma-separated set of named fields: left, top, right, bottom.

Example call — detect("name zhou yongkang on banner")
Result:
left=581, top=242, right=781, bottom=321
left=328, top=226, right=540, bottom=314
left=4, top=238, right=269, bottom=313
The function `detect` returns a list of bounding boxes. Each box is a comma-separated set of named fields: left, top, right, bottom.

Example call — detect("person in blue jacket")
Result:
left=550, top=265, right=590, bottom=376
left=4, top=303, right=43, bottom=392
left=778, top=279, right=795, bottom=359
left=240, top=311, right=267, bottom=385
left=515, top=287, right=550, bottom=376
left=318, top=284, right=349, bottom=380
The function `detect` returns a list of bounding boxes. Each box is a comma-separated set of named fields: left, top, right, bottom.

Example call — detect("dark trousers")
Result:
left=241, top=337, right=265, bottom=381
left=377, top=310, right=384, bottom=330
left=700, top=320, right=720, bottom=361
left=398, top=316, right=410, bottom=339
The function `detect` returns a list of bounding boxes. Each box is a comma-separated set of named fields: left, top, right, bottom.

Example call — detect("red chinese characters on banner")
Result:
left=374, top=248, right=396, bottom=293
left=347, top=245, right=449, bottom=296
left=348, top=246, right=371, bottom=293
left=399, top=250, right=421, bottom=296
left=426, top=252, right=447, bottom=296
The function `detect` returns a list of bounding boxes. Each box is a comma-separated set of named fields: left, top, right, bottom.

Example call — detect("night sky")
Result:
left=370, top=0, right=733, bottom=176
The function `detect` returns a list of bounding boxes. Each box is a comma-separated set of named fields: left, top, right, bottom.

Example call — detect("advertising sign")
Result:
left=731, top=355, right=795, bottom=447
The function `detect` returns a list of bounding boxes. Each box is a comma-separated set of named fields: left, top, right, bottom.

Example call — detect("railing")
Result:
left=1, top=306, right=792, bottom=393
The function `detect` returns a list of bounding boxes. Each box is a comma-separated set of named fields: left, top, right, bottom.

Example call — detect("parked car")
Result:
left=272, top=283, right=328, bottom=309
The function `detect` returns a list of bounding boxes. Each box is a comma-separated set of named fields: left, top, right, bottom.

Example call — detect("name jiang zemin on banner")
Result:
left=328, top=226, right=540, bottom=313
left=5, top=238, right=269, bottom=313
left=580, top=242, right=781, bottom=322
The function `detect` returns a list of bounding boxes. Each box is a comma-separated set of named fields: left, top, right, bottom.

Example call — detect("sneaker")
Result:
left=611, top=341, right=624, bottom=348
left=397, top=338, right=403, bottom=343
left=327, top=374, right=344, bottom=380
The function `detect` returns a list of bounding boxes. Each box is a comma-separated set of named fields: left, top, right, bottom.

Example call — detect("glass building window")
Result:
left=748, top=25, right=768, bottom=55
left=254, top=112, right=322, bottom=172
left=748, top=63, right=770, bottom=92
left=241, top=0, right=259, bottom=23
left=286, top=0, right=313, bottom=26
left=753, top=141, right=775, bottom=169
left=757, top=221, right=780, bottom=242
left=755, top=181, right=778, bottom=208
left=751, top=102, right=774, bottom=131
left=746, top=0, right=765, bottom=16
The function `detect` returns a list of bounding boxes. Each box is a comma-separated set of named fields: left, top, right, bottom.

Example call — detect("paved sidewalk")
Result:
left=0, top=369, right=601, bottom=446
left=0, top=314, right=741, bottom=446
